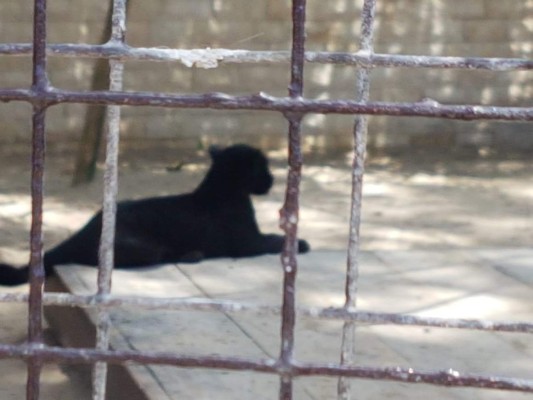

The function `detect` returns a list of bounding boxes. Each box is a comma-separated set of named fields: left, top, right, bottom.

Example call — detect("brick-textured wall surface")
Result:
left=0, top=0, right=531, bottom=154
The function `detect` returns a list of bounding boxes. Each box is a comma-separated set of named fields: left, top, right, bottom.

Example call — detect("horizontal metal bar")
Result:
left=291, top=363, right=533, bottom=392
left=0, top=343, right=531, bottom=392
left=0, top=44, right=531, bottom=71
left=313, top=307, right=533, bottom=333
left=0, top=89, right=531, bottom=121
left=0, top=292, right=531, bottom=333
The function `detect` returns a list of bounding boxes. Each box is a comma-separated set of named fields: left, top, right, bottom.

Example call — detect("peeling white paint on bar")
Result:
left=92, top=0, right=127, bottom=399
left=1, top=43, right=531, bottom=71
left=339, top=1, right=378, bottom=398
left=0, top=291, right=530, bottom=333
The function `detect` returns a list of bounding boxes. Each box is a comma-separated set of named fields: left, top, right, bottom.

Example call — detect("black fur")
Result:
left=0, top=144, right=310, bottom=286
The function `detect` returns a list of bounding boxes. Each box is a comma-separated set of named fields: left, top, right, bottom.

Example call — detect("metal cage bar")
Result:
left=0, top=342, right=532, bottom=392
left=1, top=89, right=531, bottom=120
left=92, top=1, right=128, bottom=398
left=339, top=1, right=378, bottom=398
left=0, top=0, right=531, bottom=399
left=278, top=1, right=307, bottom=398
left=0, top=291, right=532, bottom=333
left=26, top=0, right=48, bottom=398
left=1, top=44, right=532, bottom=71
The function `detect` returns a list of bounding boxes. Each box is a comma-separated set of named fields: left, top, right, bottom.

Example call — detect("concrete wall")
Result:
left=0, top=0, right=531, bottom=154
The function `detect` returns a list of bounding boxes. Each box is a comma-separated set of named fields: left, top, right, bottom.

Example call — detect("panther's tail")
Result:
left=0, top=263, right=30, bottom=286
left=0, top=232, right=93, bottom=286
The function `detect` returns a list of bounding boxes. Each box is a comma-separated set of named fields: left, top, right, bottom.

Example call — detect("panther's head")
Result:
left=208, top=144, right=274, bottom=195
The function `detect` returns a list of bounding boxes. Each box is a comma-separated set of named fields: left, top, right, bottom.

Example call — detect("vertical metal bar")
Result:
left=338, top=1, right=377, bottom=399
left=279, top=1, right=307, bottom=399
left=92, top=1, right=127, bottom=399
left=26, top=0, right=49, bottom=399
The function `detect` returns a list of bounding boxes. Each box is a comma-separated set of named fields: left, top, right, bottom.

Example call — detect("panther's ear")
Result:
left=208, top=145, right=224, bottom=160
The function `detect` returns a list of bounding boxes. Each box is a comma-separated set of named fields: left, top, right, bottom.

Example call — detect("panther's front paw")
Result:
left=178, top=250, right=205, bottom=263
left=298, top=239, right=310, bottom=253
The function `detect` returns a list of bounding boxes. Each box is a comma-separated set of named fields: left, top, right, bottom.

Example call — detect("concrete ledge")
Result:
left=44, top=250, right=533, bottom=399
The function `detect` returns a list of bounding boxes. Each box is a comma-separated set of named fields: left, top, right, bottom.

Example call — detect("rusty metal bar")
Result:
left=339, top=1, right=378, bottom=398
left=0, top=343, right=531, bottom=393
left=345, top=0, right=376, bottom=311
left=0, top=43, right=532, bottom=71
left=27, top=110, right=46, bottom=400
left=0, top=291, right=532, bottom=333
left=92, top=1, right=127, bottom=399
left=278, top=1, right=307, bottom=398
left=26, top=0, right=49, bottom=398
left=1, top=89, right=532, bottom=121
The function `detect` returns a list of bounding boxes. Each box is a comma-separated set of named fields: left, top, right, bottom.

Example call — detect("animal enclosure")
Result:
left=0, top=1, right=532, bottom=400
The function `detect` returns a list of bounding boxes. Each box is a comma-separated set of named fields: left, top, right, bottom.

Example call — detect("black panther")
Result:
left=0, top=144, right=310, bottom=286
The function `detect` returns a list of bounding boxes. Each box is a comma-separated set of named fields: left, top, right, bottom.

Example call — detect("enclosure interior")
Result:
left=0, top=1, right=532, bottom=400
